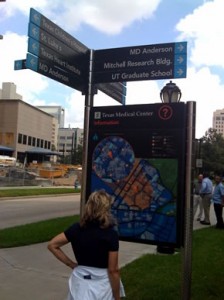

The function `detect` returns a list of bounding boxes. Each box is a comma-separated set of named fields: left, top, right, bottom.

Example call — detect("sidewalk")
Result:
left=0, top=208, right=216, bottom=300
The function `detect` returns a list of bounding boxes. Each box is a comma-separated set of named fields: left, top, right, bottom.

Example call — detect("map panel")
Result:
left=87, top=103, right=187, bottom=247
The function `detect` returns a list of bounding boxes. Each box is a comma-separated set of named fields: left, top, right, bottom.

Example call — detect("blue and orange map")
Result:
left=91, top=136, right=178, bottom=244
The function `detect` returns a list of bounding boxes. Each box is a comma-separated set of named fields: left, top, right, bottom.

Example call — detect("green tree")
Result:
left=73, top=144, right=83, bottom=165
left=200, top=128, right=224, bottom=174
left=51, top=144, right=56, bottom=151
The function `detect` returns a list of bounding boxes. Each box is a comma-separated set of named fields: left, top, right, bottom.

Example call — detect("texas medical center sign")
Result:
left=14, top=8, right=194, bottom=250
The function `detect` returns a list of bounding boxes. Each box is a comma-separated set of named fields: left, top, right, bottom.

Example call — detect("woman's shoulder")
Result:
left=64, top=222, right=80, bottom=234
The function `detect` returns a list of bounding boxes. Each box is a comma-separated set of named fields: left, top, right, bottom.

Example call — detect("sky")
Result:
left=0, top=0, right=224, bottom=138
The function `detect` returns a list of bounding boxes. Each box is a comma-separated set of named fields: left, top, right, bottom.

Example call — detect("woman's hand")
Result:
left=48, top=233, right=77, bottom=269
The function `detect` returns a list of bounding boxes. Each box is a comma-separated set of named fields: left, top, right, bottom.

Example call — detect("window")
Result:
left=37, top=138, right=40, bottom=147
left=18, top=133, right=22, bottom=144
left=23, top=135, right=27, bottom=145
left=28, top=136, right=32, bottom=146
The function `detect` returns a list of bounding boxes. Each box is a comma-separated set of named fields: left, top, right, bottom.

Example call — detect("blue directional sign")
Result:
left=26, top=8, right=90, bottom=92
left=27, top=8, right=127, bottom=101
left=29, top=8, right=88, bottom=55
left=93, top=42, right=187, bottom=83
left=28, top=23, right=88, bottom=66
left=28, top=37, right=88, bottom=80
left=97, top=82, right=127, bottom=105
left=14, top=7, right=188, bottom=103
left=14, top=59, right=26, bottom=70
left=26, top=53, right=85, bottom=91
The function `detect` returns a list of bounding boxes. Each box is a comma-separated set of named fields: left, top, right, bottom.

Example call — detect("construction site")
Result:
left=0, top=159, right=82, bottom=187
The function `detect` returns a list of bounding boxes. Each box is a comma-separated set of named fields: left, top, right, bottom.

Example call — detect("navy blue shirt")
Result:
left=64, top=222, right=119, bottom=268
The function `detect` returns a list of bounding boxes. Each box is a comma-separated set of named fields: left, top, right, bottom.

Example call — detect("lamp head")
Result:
left=160, top=80, right=182, bottom=103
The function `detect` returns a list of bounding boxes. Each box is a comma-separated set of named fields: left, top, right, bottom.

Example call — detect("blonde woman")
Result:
left=48, top=190, right=125, bottom=300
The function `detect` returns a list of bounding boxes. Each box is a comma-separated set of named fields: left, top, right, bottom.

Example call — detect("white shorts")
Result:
left=66, top=265, right=125, bottom=300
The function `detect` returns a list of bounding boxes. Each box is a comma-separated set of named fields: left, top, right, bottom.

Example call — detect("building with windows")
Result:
left=0, top=82, right=60, bottom=163
left=0, top=99, right=54, bottom=162
left=58, top=127, right=83, bottom=158
left=213, top=109, right=224, bottom=136
left=0, top=82, right=84, bottom=164
left=37, top=105, right=65, bottom=128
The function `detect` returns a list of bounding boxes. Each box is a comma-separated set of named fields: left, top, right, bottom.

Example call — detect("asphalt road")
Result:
left=0, top=194, right=81, bottom=229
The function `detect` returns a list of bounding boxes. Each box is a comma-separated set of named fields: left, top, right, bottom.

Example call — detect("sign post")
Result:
left=181, top=101, right=195, bottom=300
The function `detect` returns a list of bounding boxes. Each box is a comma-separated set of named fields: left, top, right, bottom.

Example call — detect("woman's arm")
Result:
left=48, top=232, right=77, bottom=269
left=108, top=251, right=121, bottom=300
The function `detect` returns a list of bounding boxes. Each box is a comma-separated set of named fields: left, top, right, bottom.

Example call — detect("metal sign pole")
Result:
left=80, top=49, right=94, bottom=216
left=181, top=101, right=196, bottom=300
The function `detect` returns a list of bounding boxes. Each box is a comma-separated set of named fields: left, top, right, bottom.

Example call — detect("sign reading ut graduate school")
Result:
left=93, top=42, right=187, bottom=83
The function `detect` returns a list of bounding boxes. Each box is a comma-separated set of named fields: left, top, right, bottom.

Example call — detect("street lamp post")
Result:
left=160, top=80, right=195, bottom=300
left=160, top=80, right=182, bottom=103
left=157, top=80, right=182, bottom=255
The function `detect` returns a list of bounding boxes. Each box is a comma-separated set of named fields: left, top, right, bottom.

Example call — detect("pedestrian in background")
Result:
left=212, top=173, right=224, bottom=229
left=48, top=190, right=125, bottom=300
left=200, top=172, right=213, bottom=225
left=193, top=174, right=203, bottom=221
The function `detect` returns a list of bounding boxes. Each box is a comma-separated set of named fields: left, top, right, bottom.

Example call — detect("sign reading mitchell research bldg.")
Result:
left=93, top=42, right=187, bottom=83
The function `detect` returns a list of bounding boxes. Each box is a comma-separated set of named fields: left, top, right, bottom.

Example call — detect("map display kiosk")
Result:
left=86, top=102, right=189, bottom=248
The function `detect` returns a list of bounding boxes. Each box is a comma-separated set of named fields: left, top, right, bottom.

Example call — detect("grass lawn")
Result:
left=0, top=216, right=223, bottom=299
left=0, top=215, right=79, bottom=248
left=122, top=226, right=224, bottom=299
left=0, top=187, right=79, bottom=198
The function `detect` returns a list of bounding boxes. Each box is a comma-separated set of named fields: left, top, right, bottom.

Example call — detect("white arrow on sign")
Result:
left=32, top=42, right=38, bottom=52
left=30, top=58, right=37, bottom=67
left=15, top=62, right=20, bottom=69
left=31, top=27, right=38, bottom=38
left=176, top=69, right=184, bottom=76
left=177, top=56, right=184, bottom=64
left=33, top=12, right=40, bottom=24
left=177, top=44, right=185, bottom=52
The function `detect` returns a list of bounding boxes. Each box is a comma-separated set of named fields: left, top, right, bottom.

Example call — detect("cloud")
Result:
left=0, top=0, right=49, bottom=19
left=174, top=0, right=224, bottom=138
left=176, top=0, right=224, bottom=68
left=64, top=91, right=85, bottom=128
left=58, top=0, right=161, bottom=34
left=0, top=32, right=49, bottom=101
left=176, top=67, right=224, bottom=138
left=1, top=0, right=162, bottom=34
left=64, top=80, right=161, bottom=129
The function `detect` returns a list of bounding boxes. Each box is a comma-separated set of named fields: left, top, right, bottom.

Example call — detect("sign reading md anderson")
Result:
left=93, top=42, right=187, bottom=83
